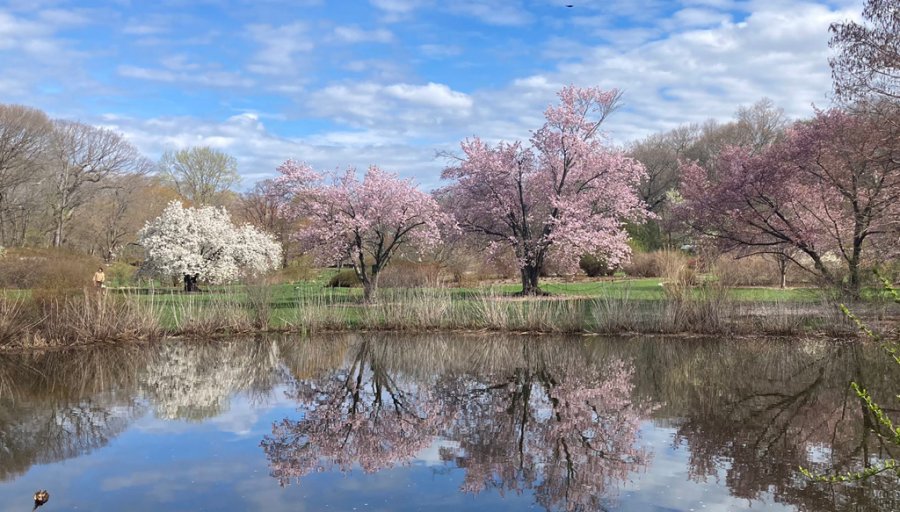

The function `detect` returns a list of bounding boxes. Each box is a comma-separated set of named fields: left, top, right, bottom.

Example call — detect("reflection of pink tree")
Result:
left=262, top=340, right=651, bottom=511
left=261, top=340, right=440, bottom=484
left=439, top=359, right=651, bottom=511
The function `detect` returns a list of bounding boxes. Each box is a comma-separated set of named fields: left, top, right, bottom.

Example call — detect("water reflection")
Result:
left=0, top=334, right=898, bottom=511
left=263, top=336, right=652, bottom=512
left=263, top=335, right=900, bottom=511
left=0, top=349, right=147, bottom=481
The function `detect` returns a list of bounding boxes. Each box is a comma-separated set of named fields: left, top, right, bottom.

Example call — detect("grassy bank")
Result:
left=2, top=277, right=891, bottom=350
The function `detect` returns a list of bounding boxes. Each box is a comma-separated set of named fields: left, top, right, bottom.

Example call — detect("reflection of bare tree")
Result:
left=262, top=335, right=652, bottom=510
left=645, top=339, right=900, bottom=511
left=0, top=348, right=148, bottom=481
left=262, top=337, right=441, bottom=483
left=0, top=337, right=296, bottom=480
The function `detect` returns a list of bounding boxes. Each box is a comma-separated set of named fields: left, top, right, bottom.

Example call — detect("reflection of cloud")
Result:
left=414, top=438, right=459, bottom=466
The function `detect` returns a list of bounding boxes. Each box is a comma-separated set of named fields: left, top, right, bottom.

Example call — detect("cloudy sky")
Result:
left=0, top=0, right=861, bottom=187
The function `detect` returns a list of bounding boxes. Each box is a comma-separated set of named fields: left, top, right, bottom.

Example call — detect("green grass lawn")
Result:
left=0, top=269, right=836, bottom=307
left=0, top=272, right=859, bottom=307
left=119, top=274, right=827, bottom=307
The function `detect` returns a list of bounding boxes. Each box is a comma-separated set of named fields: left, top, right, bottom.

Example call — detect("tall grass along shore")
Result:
left=2, top=280, right=887, bottom=351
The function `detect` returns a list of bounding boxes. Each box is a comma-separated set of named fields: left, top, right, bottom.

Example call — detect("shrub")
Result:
left=0, top=247, right=101, bottom=291
left=106, top=261, right=138, bottom=287
left=379, top=260, right=443, bottom=288
left=0, top=297, right=40, bottom=348
left=170, top=295, right=251, bottom=337
left=244, top=280, right=274, bottom=330
left=712, top=254, right=781, bottom=287
left=39, top=292, right=163, bottom=345
left=327, top=269, right=361, bottom=288
left=579, top=254, right=616, bottom=277
left=623, top=250, right=690, bottom=278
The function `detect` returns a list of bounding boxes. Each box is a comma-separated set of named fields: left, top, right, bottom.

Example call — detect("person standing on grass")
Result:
left=93, top=267, right=106, bottom=290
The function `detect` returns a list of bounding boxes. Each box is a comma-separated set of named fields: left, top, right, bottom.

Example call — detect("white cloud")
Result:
left=332, top=25, right=394, bottom=43
left=480, top=1, right=855, bottom=145
left=419, top=43, right=463, bottom=59
left=94, top=111, right=449, bottom=188
left=667, top=7, right=732, bottom=28
left=447, top=0, right=533, bottom=26
left=0, top=8, right=97, bottom=101
left=118, top=64, right=255, bottom=88
left=370, top=0, right=423, bottom=14
left=246, top=22, right=314, bottom=76
left=370, top=0, right=533, bottom=25
left=308, top=81, right=474, bottom=133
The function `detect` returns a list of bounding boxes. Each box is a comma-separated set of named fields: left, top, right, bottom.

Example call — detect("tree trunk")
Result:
left=848, top=253, right=861, bottom=299
left=362, top=276, right=378, bottom=303
left=519, top=264, right=542, bottom=296
left=183, top=274, right=200, bottom=292
left=53, top=216, right=63, bottom=247
left=844, top=225, right=867, bottom=299
left=777, top=254, right=788, bottom=289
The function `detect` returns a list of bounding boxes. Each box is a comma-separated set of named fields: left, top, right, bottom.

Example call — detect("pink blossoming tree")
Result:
left=440, top=86, right=649, bottom=295
left=275, top=162, right=448, bottom=301
left=676, top=107, right=900, bottom=296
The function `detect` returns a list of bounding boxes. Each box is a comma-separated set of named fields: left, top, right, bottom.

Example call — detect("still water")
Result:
left=0, top=334, right=897, bottom=511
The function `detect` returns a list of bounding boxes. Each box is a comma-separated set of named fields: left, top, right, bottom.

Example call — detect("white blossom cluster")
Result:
left=138, top=201, right=281, bottom=284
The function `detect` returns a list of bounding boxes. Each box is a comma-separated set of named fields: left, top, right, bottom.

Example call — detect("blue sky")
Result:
left=0, top=0, right=862, bottom=187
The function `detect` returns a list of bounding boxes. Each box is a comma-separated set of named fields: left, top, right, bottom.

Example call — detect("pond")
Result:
left=0, top=334, right=897, bottom=511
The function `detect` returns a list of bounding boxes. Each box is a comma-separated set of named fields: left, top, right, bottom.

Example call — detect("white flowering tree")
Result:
left=138, top=201, right=281, bottom=291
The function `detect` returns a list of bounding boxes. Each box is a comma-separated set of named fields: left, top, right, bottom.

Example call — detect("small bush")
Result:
left=712, top=255, right=781, bottom=287
left=39, top=292, right=163, bottom=345
left=624, top=250, right=691, bottom=279
left=245, top=280, right=274, bottom=330
left=0, top=247, right=100, bottom=291
left=379, top=260, right=443, bottom=288
left=579, top=254, right=616, bottom=277
left=170, top=296, right=251, bottom=337
left=0, top=297, right=40, bottom=347
left=272, top=255, right=316, bottom=283
left=106, top=262, right=138, bottom=287
left=327, top=269, right=361, bottom=288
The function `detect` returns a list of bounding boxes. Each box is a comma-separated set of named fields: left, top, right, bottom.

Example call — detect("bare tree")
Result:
left=734, top=98, right=787, bottom=151
left=68, top=175, right=179, bottom=262
left=237, top=179, right=291, bottom=267
left=0, top=104, right=52, bottom=246
left=47, top=120, right=150, bottom=247
left=629, top=124, right=699, bottom=213
left=829, top=0, right=900, bottom=103
left=159, top=146, right=240, bottom=205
